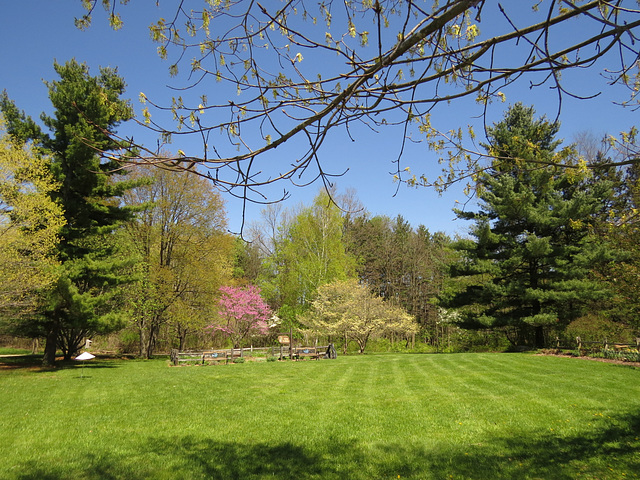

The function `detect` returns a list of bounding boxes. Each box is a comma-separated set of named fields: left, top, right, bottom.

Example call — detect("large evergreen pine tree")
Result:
left=441, top=104, right=615, bottom=347
left=1, top=60, right=140, bottom=364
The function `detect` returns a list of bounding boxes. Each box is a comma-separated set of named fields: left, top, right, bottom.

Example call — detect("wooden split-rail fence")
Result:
left=170, top=348, right=244, bottom=366
left=170, top=344, right=337, bottom=366
left=553, top=337, right=640, bottom=362
left=554, top=337, right=640, bottom=352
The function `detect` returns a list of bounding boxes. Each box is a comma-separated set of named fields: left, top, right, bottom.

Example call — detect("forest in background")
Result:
left=1, top=62, right=639, bottom=362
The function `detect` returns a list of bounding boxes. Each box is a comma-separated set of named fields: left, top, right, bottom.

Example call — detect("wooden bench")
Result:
left=172, top=351, right=206, bottom=365
left=203, top=350, right=229, bottom=364
left=293, top=347, right=321, bottom=360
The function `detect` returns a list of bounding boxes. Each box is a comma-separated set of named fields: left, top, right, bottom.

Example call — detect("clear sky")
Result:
left=1, top=1, right=638, bottom=237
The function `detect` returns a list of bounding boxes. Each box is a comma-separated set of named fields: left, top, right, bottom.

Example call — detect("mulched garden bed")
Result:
left=537, top=351, right=640, bottom=368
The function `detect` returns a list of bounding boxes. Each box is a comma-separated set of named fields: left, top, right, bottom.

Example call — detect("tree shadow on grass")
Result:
left=0, top=355, right=121, bottom=372
left=13, top=442, right=324, bottom=480
left=12, top=410, right=640, bottom=479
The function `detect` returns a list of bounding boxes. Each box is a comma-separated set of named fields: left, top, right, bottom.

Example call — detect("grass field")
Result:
left=0, top=347, right=32, bottom=355
left=1, top=353, right=639, bottom=479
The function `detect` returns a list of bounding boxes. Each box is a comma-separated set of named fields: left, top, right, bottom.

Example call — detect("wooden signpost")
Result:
left=278, top=331, right=293, bottom=359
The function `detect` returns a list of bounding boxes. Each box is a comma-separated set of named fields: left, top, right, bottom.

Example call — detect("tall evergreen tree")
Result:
left=1, top=60, right=140, bottom=364
left=441, top=104, right=616, bottom=347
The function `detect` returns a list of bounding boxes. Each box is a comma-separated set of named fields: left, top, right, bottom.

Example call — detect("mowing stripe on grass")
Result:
left=1, top=353, right=639, bottom=479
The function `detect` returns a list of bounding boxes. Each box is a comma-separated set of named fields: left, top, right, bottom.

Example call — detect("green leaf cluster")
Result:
left=0, top=121, right=65, bottom=321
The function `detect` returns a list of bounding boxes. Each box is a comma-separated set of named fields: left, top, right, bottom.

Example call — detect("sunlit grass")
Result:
left=1, top=353, right=639, bottom=479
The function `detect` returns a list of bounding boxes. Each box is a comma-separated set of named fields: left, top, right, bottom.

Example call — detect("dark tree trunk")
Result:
left=144, top=318, right=160, bottom=359
left=534, top=325, right=545, bottom=348
left=176, top=324, right=188, bottom=352
left=60, top=327, right=86, bottom=360
left=42, top=323, right=59, bottom=366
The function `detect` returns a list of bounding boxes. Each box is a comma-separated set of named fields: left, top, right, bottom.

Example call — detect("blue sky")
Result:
left=1, top=1, right=638, bottom=237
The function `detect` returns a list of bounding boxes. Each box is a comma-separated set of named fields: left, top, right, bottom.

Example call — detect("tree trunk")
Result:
left=534, top=325, right=545, bottom=348
left=144, top=326, right=156, bottom=359
left=42, top=323, right=58, bottom=366
left=60, top=327, right=86, bottom=360
left=138, top=326, right=146, bottom=358
left=177, top=324, right=188, bottom=351
left=144, top=318, right=161, bottom=359
left=357, top=335, right=369, bottom=354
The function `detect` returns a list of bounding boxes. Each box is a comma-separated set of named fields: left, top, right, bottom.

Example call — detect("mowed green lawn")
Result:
left=1, top=353, right=639, bottom=480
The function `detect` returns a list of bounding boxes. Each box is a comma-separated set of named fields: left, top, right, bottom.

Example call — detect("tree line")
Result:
left=0, top=60, right=424, bottom=362
left=243, top=101, right=640, bottom=349
left=1, top=61, right=639, bottom=364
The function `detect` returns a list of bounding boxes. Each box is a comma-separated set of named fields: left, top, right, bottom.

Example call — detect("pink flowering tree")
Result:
left=208, top=285, right=272, bottom=348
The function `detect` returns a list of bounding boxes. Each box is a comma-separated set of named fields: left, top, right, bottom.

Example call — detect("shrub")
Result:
left=118, top=329, right=140, bottom=354
left=565, top=315, right=635, bottom=344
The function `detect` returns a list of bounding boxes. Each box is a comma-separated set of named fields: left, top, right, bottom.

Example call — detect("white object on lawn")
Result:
left=75, top=352, right=95, bottom=361
left=75, top=351, right=96, bottom=378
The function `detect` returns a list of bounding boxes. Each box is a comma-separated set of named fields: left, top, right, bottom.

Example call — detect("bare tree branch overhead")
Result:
left=78, top=0, right=640, bottom=201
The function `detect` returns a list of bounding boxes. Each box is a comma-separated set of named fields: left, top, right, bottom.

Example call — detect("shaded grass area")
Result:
left=1, top=353, right=639, bottom=479
left=0, top=348, right=32, bottom=355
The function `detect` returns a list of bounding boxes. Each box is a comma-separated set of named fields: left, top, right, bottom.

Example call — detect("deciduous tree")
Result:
left=0, top=124, right=64, bottom=322
left=77, top=1, right=640, bottom=204
left=208, top=285, right=272, bottom=348
left=303, top=278, right=418, bottom=354
left=123, top=166, right=233, bottom=357
left=259, top=189, right=355, bottom=317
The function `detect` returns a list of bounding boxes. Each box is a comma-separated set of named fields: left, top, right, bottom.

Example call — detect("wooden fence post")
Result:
left=170, top=349, right=178, bottom=366
left=576, top=337, right=582, bottom=350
